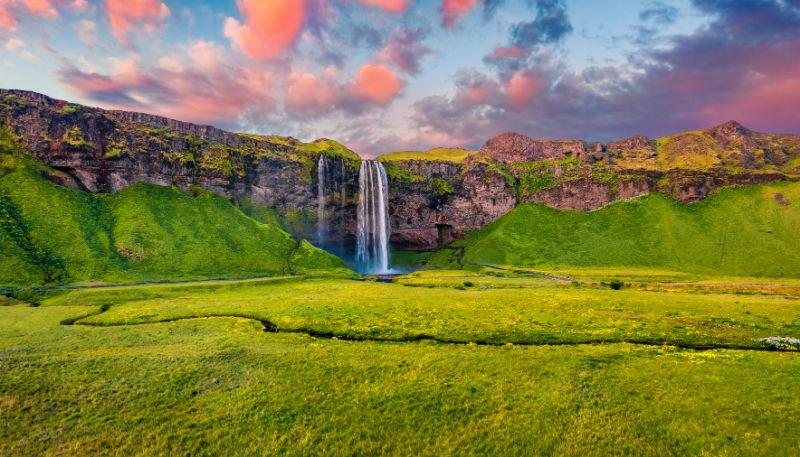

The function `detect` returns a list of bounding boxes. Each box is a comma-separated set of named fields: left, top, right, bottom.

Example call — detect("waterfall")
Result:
left=340, top=159, right=346, bottom=208
left=356, top=160, right=391, bottom=274
left=316, top=155, right=328, bottom=243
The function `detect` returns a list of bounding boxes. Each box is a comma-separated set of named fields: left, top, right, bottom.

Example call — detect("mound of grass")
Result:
left=0, top=139, right=347, bottom=287
left=429, top=182, right=800, bottom=277
left=378, top=147, right=476, bottom=163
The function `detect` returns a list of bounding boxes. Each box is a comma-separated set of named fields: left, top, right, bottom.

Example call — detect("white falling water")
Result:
left=316, top=155, right=328, bottom=243
left=340, top=159, right=346, bottom=208
left=356, top=160, right=390, bottom=274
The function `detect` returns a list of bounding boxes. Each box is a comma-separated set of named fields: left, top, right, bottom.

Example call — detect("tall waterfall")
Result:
left=356, top=160, right=391, bottom=274
left=316, top=155, right=328, bottom=243
left=340, top=159, right=346, bottom=208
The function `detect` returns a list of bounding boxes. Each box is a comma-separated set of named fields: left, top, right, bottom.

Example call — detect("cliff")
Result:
left=3, top=89, right=799, bottom=253
left=0, top=89, right=361, bottom=244
left=380, top=122, right=799, bottom=249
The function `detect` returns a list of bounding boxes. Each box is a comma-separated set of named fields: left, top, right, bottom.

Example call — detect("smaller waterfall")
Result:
left=356, top=160, right=390, bottom=274
left=340, top=159, right=346, bottom=208
left=316, top=155, right=328, bottom=243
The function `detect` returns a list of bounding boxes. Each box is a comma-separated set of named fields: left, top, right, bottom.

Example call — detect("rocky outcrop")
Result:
left=481, top=132, right=606, bottom=163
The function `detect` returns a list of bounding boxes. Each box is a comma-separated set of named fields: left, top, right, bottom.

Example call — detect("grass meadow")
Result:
left=2, top=271, right=799, bottom=455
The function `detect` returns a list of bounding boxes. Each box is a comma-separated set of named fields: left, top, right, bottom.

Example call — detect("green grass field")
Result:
left=378, top=147, right=476, bottom=162
left=2, top=272, right=799, bottom=455
left=429, top=181, right=800, bottom=277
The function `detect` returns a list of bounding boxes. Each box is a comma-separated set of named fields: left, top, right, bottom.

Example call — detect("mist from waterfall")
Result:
left=356, top=160, right=391, bottom=274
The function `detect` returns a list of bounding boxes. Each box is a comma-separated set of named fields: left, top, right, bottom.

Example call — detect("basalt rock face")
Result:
left=383, top=159, right=515, bottom=250
left=0, top=89, right=361, bottom=243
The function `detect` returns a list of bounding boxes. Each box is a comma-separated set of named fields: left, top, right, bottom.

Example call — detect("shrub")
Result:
left=609, top=280, right=625, bottom=290
left=463, top=281, right=474, bottom=287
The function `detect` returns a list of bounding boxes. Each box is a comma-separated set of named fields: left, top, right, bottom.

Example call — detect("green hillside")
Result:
left=429, top=182, right=800, bottom=277
left=378, top=147, right=476, bottom=162
left=0, top=136, right=347, bottom=288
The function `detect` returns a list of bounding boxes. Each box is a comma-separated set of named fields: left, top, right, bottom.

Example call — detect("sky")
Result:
left=0, top=0, right=798, bottom=157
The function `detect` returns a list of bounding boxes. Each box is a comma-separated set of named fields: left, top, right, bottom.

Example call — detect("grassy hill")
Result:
left=0, top=135, right=347, bottom=288
left=429, top=181, right=800, bottom=277
left=378, top=147, right=476, bottom=162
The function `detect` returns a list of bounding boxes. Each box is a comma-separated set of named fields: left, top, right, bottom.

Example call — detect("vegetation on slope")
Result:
left=0, top=133, right=347, bottom=288
left=429, top=181, right=800, bottom=277
left=378, top=147, right=476, bottom=163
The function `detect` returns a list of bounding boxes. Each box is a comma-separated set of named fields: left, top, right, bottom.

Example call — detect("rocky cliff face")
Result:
left=382, top=159, right=515, bottom=249
left=3, top=89, right=799, bottom=253
left=0, top=89, right=361, bottom=244
left=381, top=121, right=799, bottom=248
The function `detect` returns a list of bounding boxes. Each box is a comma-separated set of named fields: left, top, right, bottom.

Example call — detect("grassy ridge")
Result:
left=429, top=182, right=800, bottom=277
left=0, top=143, right=347, bottom=287
left=378, top=147, right=476, bottom=162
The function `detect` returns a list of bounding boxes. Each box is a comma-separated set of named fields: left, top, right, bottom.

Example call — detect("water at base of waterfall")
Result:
left=356, top=160, right=391, bottom=274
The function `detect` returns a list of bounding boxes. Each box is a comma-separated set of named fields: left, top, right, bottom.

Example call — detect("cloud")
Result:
left=0, top=5, right=18, bottom=30
left=284, top=63, right=403, bottom=118
left=441, top=0, right=477, bottom=27
left=352, top=63, right=402, bottom=105
left=510, top=0, right=573, bottom=49
left=0, top=0, right=86, bottom=30
left=378, top=28, right=433, bottom=75
left=404, top=0, right=800, bottom=150
left=505, top=71, right=541, bottom=108
left=285, top=70, right=338, bottom=116
left=639, top=1, right=679, bottom=24
left=4, top=37, right=23, bottom=50
left=104, top=0, right=170, bottom=46
left=19, top=0, right=58, bottom=18
left=3, top=36, right=38, bottom=60
left=75, top=19, right=98, bottom=47
left=224, top=0, right=306, bottom=60
left=360, top=0, right=407, bottom=13
left=56, top=44, right=275, bottom=126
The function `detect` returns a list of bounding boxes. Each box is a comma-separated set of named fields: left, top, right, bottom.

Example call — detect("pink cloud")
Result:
left=0, top=0, right=85, bottom=30
left=352, top=63, right=402, bottom=105
left=699, top=63, right=800, bottom=132
left=57, top=49, right=275, bottom=125
left=441, top=0, right=476, bottom=27
left=360, top=0, right=407, bottom=13
left=505, top=71, right=541, bottom=108
left=489, top=46, right=527, bottom=59
left=461, top=83, right=492, bottom=105
left=0, top=5, right=18, bottom=30
left=187, top=40, right=225, bottom=71
left=224, top=0, right=306, bottom=61
left=285, top=64, right=403, bottom=117
left=19, top=0, right=58, bottom=17
left=105, top=0, right=170, bottom=46
left=285, top=71, right=337, bottom=116
left=378, top=28, right=433, bottom=75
